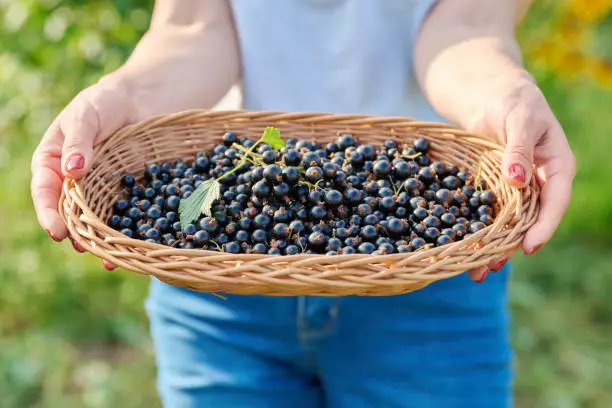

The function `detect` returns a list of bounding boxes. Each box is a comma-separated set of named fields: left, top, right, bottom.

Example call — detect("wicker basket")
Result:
left=59, top=110, right=539, bottom=296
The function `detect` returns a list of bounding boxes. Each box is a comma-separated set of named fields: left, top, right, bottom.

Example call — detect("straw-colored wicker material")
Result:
left=59, top=110, right=539, bottom=296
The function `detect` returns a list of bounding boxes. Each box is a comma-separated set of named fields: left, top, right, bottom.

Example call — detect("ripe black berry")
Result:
left=252, top=180, right=270, bottom=197
left=373, top=160, right=391, bottom=176
left=360, top=225, right=377, bottom=241
left=423, top=216, right=441, bottom=229
left=223, top=241, right=241, bottom=254
left=436, top=235, right=452, bottom=246
left=469, top=221, right=487, bottom=234
left=308, top=231, right=327, bottom=247
left=325, top=189, right=343, bottom=205
left=222, top=131, right=238, bottom=146
left=121, top=174, right=135, bottom=187
left=413, top=138, right=429, bottom=153
left=480, top=190, right=496, bottom=206
left=358, top=242, right=376, bottom=254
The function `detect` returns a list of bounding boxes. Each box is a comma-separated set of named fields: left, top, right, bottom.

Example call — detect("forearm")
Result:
left=101, top=0, right=240, bottom=122
left=414, top=0, right=533, bottom=129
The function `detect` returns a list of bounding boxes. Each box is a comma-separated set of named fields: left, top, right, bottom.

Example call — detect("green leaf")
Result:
left=178, top=179, right=221, bottom=229
left=261, top=127, right=285, bottom=149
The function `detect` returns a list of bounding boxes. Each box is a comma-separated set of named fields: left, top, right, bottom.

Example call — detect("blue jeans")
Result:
left=145, top=264, right=513, bottom=408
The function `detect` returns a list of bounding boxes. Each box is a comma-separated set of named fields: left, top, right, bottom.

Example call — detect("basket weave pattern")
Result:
left=59, top=110, right=539, bottom=296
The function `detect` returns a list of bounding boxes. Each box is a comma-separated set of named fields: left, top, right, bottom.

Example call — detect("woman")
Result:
left=31, top=0, right=575, bottom=407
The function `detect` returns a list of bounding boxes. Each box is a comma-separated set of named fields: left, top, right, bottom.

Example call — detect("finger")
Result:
left=468, top=266, right=489, bottom=283
left=501, top=103, right=547, bottom=188
left=523, top=161, right=574, bottom=255
left=70, top=237, right=86, bottom=253
left=487, top=248, right=518, bottom=273
left=523, top=121, right=575, bottom=255
left=31, top=121, right=69, bottom=240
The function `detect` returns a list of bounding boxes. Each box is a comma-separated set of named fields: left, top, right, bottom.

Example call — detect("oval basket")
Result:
left=59, top=110, right=539, bottom=296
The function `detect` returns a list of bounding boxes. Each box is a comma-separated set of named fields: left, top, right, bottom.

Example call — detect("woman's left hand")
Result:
left=464, top=72, right=576, bottom=283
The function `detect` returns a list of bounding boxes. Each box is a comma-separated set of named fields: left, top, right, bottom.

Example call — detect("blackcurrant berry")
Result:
left=423, top=215, right=441, bottom=229
left=263, top=164, right=282, bottom=182
left=254, top=214, right=272, bottom=229
left=121, top=174, right=135, bottom=187
left=283, top=150, right=300, bottom=165
left=282, top=167, right=300, bottom=183
left=424, top=227, right=440, bottom=242
left=325, top=189, right=343, bottom=205
left=305, top=166, right=323, bottom=183
left=222, top=131, right=238, bottom=146
left=194, top=230, right=210, bottom=245
left=223, top=241, right=242, bottom=254
left=252, top=180, right=270, bottom=198
left=337, top=134, right=356, bottom=150
left=358, top=242, right=376, bottom=254
left=480, top=190, right=496, bottom=206
left=261, top=150, right=276, bottom=164
left=469, top=221, right=486, bottom=234
left=413, top=138, right=429, bottom=153
left=308, top=231, right=327, bottom=247
left=360, top=225, right=377, bottom=241
left=436, top=235, right=452, bottom=246
left=373, top=160, right=391, bottom=177
left=285, top=245, right=301, bottom=255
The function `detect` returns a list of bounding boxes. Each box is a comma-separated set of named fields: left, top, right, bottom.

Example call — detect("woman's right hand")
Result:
left=31, top=75, right=134, bottom=246
left=30, top=0, right=240, bottom=258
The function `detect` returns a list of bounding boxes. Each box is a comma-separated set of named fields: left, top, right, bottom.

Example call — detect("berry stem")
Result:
left=216, top=139, right=262, bottom=182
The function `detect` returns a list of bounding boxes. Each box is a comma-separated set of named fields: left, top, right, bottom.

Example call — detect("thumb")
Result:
left=60, top=92, right=100, bottom=178
left=60, top=77, right=132, bottom=179
left=501, top=112, right=537, bottom=188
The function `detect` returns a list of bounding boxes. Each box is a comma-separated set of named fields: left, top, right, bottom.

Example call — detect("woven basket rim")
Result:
left=59, top=109, right=539, bottom=296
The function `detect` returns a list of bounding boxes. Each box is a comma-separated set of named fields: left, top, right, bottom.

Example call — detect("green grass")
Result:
left=1, top=1, right=611, bottom=407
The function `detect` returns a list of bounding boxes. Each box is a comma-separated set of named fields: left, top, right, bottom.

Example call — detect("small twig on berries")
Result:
left=400, top=152, right=422, bottom=160
left=209, top=240, right=223, bottom=252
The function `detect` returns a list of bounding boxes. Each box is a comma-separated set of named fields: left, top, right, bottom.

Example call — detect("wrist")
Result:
left=96, top=71, right=139, bottom=123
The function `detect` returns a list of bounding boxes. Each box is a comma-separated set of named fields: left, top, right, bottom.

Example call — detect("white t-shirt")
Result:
left=220, top=0, right=444, bottom=123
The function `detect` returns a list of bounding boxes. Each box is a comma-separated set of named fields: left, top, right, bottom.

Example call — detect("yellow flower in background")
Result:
left=569, top=0, right=612, bottom=23
left=521, top=1, right=612, bottom=88
left=557, top=51, right=588, bottom=79
left=586, top=59, right=612, bottom=88
left=554, top=14, right=585, bottom=46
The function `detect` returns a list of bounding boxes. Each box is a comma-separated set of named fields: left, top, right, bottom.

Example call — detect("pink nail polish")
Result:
left=102, top=260, right=116, bottom=271
left=508, top=164, right=526, bottom=183
left=46, top=230, right=62, bottom=242
left=491, top=258, right=508, bottom=273
left=476, top=270, right=489, bottom=284
left=71, top=238, right=85, bottom=253
left=66, top=154, right=85, bottom=172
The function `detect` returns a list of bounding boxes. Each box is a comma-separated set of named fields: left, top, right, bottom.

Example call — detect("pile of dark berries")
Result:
left=107, top=132, right=497, bottom=255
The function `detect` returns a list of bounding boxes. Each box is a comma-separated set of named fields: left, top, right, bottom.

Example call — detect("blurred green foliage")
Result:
left=0, top=1, right=611, bottom=407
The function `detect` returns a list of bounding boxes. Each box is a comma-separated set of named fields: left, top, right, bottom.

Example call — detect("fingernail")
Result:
left=526, top=243, right=543, bottom=256
left=476, top=270, right=489, bottom=284
left=491, top=258, right=508, bottom=273
left=46, top=229, right=62, bottom=242
left=508, top=164, right=526, bottom=183
left=70, top=238, right=85, bottom=253
left=102, top=260, right=116, bottom=271
left=65, top=154, right=85, bottom=172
